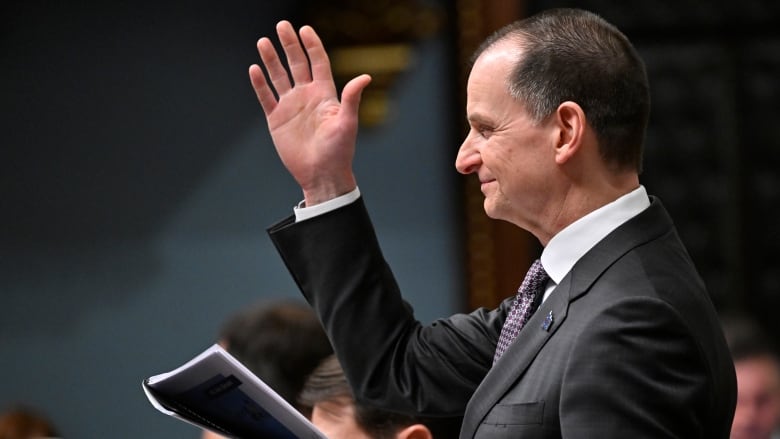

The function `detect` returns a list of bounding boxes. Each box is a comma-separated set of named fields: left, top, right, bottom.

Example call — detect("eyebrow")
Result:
left=467, top=112, right=492, bottom=126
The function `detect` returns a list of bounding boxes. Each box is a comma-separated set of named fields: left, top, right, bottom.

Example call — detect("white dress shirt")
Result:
left=540, top=185, right=650, bottom=302
left=294, top=187, right=361, bottom=222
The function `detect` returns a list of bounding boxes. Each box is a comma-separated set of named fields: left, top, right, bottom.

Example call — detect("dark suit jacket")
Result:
left=269, top=196, right=736, bottom=438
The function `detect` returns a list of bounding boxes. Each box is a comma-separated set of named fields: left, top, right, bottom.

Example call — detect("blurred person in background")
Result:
left=723, top=314, right=780, bottom=439
left=299, top=354, right=461, bottom=439
left=201, top=298, right=333, bottom=439
left=0, top=405, right=60, bottom=439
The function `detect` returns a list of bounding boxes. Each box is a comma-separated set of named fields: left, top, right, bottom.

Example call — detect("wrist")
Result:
left=295, top=187, right=361, bottom=222
left=301, top=177, right=357, bottom=207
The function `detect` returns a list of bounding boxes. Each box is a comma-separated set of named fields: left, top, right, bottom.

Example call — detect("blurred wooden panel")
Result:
left=454, top=0, right=539, bottom=311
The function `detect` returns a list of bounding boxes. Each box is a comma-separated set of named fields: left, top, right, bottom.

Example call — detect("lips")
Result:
left=480, top=179, right=495, bottom=193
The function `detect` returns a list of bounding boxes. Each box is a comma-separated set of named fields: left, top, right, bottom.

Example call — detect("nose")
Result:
left=455, top=132, right=481, bottom=175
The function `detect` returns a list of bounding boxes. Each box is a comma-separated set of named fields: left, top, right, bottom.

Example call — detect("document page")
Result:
left=142, top=343, right=326, bottom=439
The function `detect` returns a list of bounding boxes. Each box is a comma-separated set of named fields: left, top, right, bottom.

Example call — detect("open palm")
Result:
left=249, top=21, right=371, bottom=205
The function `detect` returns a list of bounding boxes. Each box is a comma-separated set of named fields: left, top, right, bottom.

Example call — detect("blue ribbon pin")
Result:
left=541, top=310, right=554, bottom=331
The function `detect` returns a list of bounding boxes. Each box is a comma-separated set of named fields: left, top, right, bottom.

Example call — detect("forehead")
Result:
left=467, top=39, right=526, bottom=103
left=470, top=45, right=515, bottom=85
left=736, top=356, right=780, bottom=390
left=472, top=36, right=525, bottom=76
left=466, top=44, right=528, bottom=122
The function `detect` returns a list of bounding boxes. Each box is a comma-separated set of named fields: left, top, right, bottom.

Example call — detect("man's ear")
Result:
left=396, top=424, right=433, bottom=439
left=553, top=101, right=587, bottom=165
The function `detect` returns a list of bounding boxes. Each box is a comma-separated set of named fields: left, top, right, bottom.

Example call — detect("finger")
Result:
left=248, top=64, right=277, bottom=115
left=340, top=74, right=372, bottom=120
left=299, top=25, right=335, bottom=86
left=257, top=35, right=292, bottom=96
left=277, top=21, right=312, bottom=85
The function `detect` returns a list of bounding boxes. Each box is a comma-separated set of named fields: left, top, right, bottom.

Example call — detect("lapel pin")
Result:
left=541, top=310, right=554, bottom=331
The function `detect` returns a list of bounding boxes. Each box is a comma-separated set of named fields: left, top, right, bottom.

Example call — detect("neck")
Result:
left=537, top=172, right=639, bottom=246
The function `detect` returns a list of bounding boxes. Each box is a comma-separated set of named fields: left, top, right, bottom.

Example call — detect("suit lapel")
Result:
left=460, top=279, right=572, bottom=438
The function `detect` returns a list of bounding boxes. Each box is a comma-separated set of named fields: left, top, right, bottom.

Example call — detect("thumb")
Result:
left=340, top=74, right=372, bottom=119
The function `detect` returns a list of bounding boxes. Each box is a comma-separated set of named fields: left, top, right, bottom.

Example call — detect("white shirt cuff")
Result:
left=293, top=187, right=361, bottom=222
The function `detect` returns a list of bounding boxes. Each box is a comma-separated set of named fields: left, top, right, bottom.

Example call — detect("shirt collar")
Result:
left=541, top=186, right=650, bottom=284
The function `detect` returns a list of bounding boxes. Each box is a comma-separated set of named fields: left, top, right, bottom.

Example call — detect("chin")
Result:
left=482, top=200, right=504, bottom=221
left=482, top=200, right=495, bottom=218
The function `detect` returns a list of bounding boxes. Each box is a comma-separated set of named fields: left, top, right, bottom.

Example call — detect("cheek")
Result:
left=497, top=148, right=538, bottom=190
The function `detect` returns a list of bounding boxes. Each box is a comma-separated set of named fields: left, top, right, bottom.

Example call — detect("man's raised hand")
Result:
left=249, top=21, right=371, bottom=206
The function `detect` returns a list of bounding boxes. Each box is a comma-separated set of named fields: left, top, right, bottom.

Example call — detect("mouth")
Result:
left=479, top=179, right=495, bottom=193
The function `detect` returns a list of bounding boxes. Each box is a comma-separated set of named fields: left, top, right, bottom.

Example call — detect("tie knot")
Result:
left=520, top=259, right=548, bottom=296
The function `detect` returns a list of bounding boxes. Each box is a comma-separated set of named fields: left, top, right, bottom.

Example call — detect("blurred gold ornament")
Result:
left=305, top=0, right=444, bottom=126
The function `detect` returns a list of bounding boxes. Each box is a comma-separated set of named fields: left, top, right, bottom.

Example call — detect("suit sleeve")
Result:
left=268, top=198, right=504, bottom=416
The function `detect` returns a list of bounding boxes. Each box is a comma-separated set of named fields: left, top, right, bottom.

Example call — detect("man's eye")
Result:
left=469, top=123, right=492, bottom=138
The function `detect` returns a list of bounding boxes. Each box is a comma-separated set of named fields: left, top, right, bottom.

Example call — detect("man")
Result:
left=299, top=355, right=461, bottom=439
left=201, top=299, right=333, bottom=439
left=249, top=8, right=737, bottom=438
left=724, top=316, right=780, bottom=439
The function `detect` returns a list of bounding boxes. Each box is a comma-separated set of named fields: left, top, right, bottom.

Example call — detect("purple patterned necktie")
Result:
left=493, top=259, right=549, bottom=364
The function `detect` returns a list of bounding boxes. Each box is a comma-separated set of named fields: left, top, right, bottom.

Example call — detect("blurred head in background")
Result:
left=0, top=405, right=60, bottom=439
left=202, top=299, right=333, bottom=439
left=723, top=315, right=780, bottom=439
left=299, top=354, right=461, bottom=439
